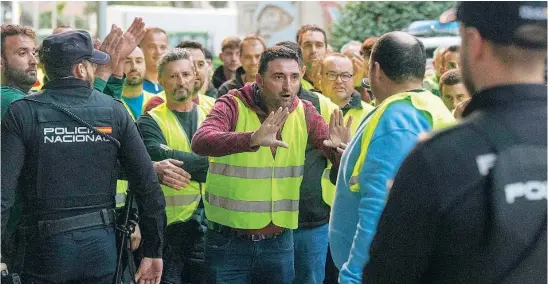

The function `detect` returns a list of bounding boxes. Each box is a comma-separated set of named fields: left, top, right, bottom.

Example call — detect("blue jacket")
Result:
left=329, top=100, right=432, bottom=283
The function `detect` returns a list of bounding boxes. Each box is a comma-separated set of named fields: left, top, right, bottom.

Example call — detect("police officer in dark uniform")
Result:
left=1, top=30, right=167, bottom=283
left=362, top=2, right=547, bottom=284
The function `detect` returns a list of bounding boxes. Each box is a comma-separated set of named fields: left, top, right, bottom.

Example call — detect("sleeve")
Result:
left=93, top=77, right=107, bottom=93
left=338, top=104, right=432, bottom=283
left=191, top=94, right=259, bottom=157
left=363, top=148, right=438, bottom=283
left=115, top=102, right=166, bottom=258
left=137, top=115, right=209, bottom=183
left=302, top=100, right=341, bottom=167
left=0, top=105, right=26, bottom=237
left=103, top=75, right=126, bottom=100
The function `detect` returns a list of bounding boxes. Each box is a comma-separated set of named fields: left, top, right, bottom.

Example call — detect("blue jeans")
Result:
left=293, top=224, right=329, bottom=284
left=205, top=229, right=295, bottom=284
left=19, top=226, right=117, bottom=284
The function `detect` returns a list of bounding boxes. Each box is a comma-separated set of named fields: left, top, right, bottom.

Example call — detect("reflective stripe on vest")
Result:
left=321, top=101, right=374, bottom=206
left=348, top=90, right=456, bottom=192
left=116, top=179, right=129, bottom=208
left=205, top=192, right=298, bottom=213
left=115, top=192, right=126, bottom=206
left=204, top=95, right=308, bottom=230
left=148, top=102, right=207, bottom=224
left=208, top=163, right=304, bottom=179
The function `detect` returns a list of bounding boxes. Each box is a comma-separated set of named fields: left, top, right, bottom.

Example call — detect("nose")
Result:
left=29, top=53, right=37, bottom=65
left=335, top=74, right=343, bottom=83
left=282, top=77, right=291, bottom=91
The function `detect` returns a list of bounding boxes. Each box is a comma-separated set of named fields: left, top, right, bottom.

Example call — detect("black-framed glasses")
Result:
left=325, top=72, right=353, bottom=82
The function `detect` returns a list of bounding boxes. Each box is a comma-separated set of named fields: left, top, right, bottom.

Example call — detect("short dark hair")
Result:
left=439, top=69, right=462, bottom=95
left=176, top=40, right=205, bottom=54
left=240, top=35, right=266, bottom=55
left=274, top=41, right=303, bottom=66
left=140, top=27, right=167, bottom=46
left=221, top=36, right=241, bottom=51
left=259, top=46, right=299, bottom=75
left=370, top=32, right=426, bottom=83
left=204, top=48, right=213, bottom=60
left=1, top=24, right=36, bottom=58
left=360, top=37, right=378, bottom=58
left=296, top=24, right=327, bottom=46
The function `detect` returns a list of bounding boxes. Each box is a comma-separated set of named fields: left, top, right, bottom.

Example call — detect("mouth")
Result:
left=280, top=94, right=292, bottom=100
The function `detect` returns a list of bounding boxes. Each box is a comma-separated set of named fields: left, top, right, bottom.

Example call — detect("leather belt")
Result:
left=19, top=208, right=116, bottom=239
left=207, top=221, right=287, bottom=242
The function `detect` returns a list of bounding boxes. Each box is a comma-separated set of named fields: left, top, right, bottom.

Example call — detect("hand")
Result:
left=250, top=107, right=289, bottom=148
left=453, top=98, right=472, bottom=119
left=130, top=223, right=142, bottom=251
left=323, top=109, right=352, bottom=152
left=118, top=17, right=147, bottom=61
left=95, top=25, right=124, bottom=81
left=351, top=56, right=366, bottom=87
left=1, top=263, right=7, bottom=273
left=310, top=59, right=323, bottom=89
left=135, top=257, right=162, bottom=284
left=152, top=159, right=191, bottom=190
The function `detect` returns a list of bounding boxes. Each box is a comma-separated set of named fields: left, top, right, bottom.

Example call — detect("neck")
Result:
left=376, top=81, right=423, bottom=105
left=336, top=95, right=352, bottom=108
left=200, top=78, right=209, bottom=94
left=166, top=98, right=194, bottom=112
left=2, top=77, right=31, bottom=94
left=243, top=72, right=256, bottom=83
left=144, top=70, right=159, bottom=84
left=475, top=64, right=545, bottom=93
left=223, top=66, right=236, bottom=80
left=122, top=84, right=143, bottom=98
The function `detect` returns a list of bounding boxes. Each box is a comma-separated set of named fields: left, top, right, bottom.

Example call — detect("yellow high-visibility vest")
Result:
left=204, top=95, right=308, bottom=229
left=349, top=90, right=456, bottom=192
left=198, top=93, right=216, bottom=113
left=147, top=102, right=208, bottom=224
left=121, top=91, right=155, bottom=121
left=321, top=100, right=375, bottom=206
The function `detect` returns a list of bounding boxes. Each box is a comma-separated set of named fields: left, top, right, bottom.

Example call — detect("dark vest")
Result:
left=21, top=89, right=121, bottom=222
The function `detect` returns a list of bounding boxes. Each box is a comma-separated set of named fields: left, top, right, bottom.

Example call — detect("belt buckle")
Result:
left=250, top=234, right=264, bottom=242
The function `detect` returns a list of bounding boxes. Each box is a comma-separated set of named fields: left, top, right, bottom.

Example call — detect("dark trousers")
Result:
left=161, top=220, right=207, bottom=284
left=17, top=225, right=117, bottom=284
left=323, top=245, right=339, bottom=284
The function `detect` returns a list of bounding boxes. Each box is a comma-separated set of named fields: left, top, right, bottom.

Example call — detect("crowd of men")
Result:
left=1, top=1, right=546, bottom=284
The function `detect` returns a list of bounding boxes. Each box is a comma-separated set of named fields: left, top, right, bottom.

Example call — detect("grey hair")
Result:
left=158, top=48, right=195, bottom=78
left=340, top=40, right=362, bottom=53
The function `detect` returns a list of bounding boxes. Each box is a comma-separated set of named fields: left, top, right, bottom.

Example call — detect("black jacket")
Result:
left=212, top=65, right=229, bottom=89
left=1, top=78, right=167, bottom=258
left=363, top=84, right=547, bottom=284
left=217, top=67, right=246, bottom=98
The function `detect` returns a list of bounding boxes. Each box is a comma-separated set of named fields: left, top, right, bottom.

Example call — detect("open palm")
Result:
left=251, top=107, right=289, bottom=148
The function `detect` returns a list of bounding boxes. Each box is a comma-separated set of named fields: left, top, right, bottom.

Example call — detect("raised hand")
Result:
left=351, top=56, right=366, bottom=87
left=250, top=107, right=289, bottom=148
left=323, top=109, right=352, bottom=152
left=118, top=17, right=147, bottom=61
left=95, top=25, right=124, bottom=80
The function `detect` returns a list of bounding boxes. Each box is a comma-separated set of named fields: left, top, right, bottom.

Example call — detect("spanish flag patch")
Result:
left=96, top=126, right=112, bottom=134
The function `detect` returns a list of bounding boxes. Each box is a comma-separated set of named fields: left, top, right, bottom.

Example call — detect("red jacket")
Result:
left=191, top=83, right=340, bottom=167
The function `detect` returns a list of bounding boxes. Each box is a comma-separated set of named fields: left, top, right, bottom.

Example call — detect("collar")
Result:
left=1, top=85, right=28, bottom=96
left=341, top=91, right=363, bottom=111
left=42, top=77, right=91, bottom=90
left=463, top=84, right=546, bottom=117
left=253, top=84, right=269, bottom=114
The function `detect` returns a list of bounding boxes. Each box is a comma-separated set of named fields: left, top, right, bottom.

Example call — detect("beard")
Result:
left=126, top=75, right=144, bottom=86
left=170, top=86, right=194, bottom=102
left=193, top=77, right=205, bottom=94
left=4, top=62, right=37, bottom=90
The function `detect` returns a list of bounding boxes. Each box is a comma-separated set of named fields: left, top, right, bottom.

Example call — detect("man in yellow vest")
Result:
left=192, top=46, right=349, bottom=284
left=297, top=25, right=328, bottom=91
left=136, top=48, right=209, bottom=283
left=328, top=31, right=456, bottom=284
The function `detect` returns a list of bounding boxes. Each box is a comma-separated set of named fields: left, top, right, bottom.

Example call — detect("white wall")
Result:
left=107, top=5, right=238, bottom=54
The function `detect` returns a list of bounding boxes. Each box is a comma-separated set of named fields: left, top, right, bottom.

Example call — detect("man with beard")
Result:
left=121, top=46, right=155, bottom=120
left=192, top=46, right=349, bottom=284
left=217, top=35, right=266, bottom=97
left=137, top=49, right=209, bottom=284
left=1, top=24, right=38, bottom=117
left=297, top=25, right=328, bottom=90
left=363, top=2, right=547, bottom=283
left=176, top=41, right=216, bottom=112
left=140, top=27, right=169, bottom=95
left=1, top=29, right=166, bottom=283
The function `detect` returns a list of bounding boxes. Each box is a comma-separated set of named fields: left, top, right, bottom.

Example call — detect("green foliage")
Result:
left=331, top=1, right=456, bottom=51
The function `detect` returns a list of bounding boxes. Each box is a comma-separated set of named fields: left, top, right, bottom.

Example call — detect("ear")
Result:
left=372, top=61, right=381, bottom=81
left=218, top=52, right=223, bottom=59
left=300, top=65, right=306, bottom=77
left=256, top=73, right=263, bottom=88
left=463, top=27, right=484, bottom=63
left=72, top=63, right=85, bottom=79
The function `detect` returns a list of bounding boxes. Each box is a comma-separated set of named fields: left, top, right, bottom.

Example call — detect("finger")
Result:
left=338, top=110, right=344, bottom=126
left=155, top=277, right=161, bottom=284
left=162, top=176, right=185, bottom=190
left=100, top=25, right=116, bottom=51
left=135, top=269, right=142, bottom=282
left=274, top=140, right=289, bottom=148
left=272, top=107, right=285, bottom=125
left=126, top=17, right=140, bottom=35
left=167, top=158, right=184, bottom=167
left=275, top=108, right=289, bottom=127
left=263, top=110, right=276, bottom=125
left=346, top=115, right=353, bottom=129
left=323, top=140, right=335, bottom=148
left=337, top=147, right=345, bottom=154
